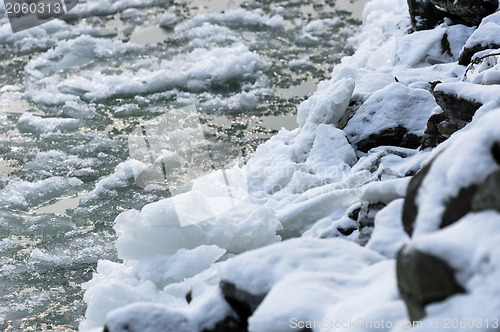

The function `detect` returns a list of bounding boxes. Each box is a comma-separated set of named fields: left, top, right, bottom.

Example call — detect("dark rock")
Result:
left=397, top=246, right=465, bottom=322
left=492, top=142, right=500, bottom=164
left=355, top=226, right=374, bottom=246
left=408, top=0, right=497, bottom=30
left=437, top=120, right=459, bottom=136
left=402, top=161, right=433, bottom=236
left=459, top=43, right=500, bottom=66
left=337, top=225, right=357, bottom=236
left=404, top=140, right=500, bottom=237
left=420, top=112, right=450, bottom=149
left=202, top=316, right=247, bottom=332
left=440, top=184, right=479, bottom=228
left=219, top=280, right=266, bottom=326
left=472, top=168, right=500, bottom=212
left=356, top=126, right=421, bottom=153
left=433, top=87, right=482, bottom=125
left=430, top=0, right=498, bottom=26
left=357, top=202, right=387, bottom=230
left=407, top=0, right=446, bottom=30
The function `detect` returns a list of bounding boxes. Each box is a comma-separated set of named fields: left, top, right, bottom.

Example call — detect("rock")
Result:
left=492, top=141, right=500, bottom=163
left=402, top=161, right=432, bottom=236
left=459, top=12, right=500, bottom=65
left=219, top=280, right=266, bottom=326
left=432, top=85, right=483, bottom=126
left=408, top=0, right=498, bottom=31
left=403, top=140, right=500, bottom=236
left=356, top=126, right=421, bottom=153
left=344, top=83, right=437, bottom=153
left=420, top=111, right=452, bottom=149
left=459, top=43, right=500, bottom=66
left=472, top=168, right=500, bottom=212
left=201, top=317, right=247, bottom=332
left=407, top=0, right=446, bottom=30
left=357, top=202, right=387, bottom=230
left=440, top=184, right=479, bottom=228
left=430, top=0, right=498, bottom=26
left=397, top=246, right=465, bottom=322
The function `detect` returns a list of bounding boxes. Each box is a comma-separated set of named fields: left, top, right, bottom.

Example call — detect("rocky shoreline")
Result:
left=82, top=0, right=500, bottom=330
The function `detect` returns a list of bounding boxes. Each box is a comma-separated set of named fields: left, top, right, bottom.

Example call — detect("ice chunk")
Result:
left=17, top=112, right=79, bottom=134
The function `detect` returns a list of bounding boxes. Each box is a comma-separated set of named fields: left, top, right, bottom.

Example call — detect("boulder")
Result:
left=472, top=168, right=500, bottom=212
left=420, top=111, right=455, bottom=149
left=407, top=0, right=446, bottom=30
left=356, top=126, right=421, bottom=153
left=344, top=83, right=437, bottom=153
left=430, top=0, right=498, bottom=26
left=432, top=84, right=483, bottom=126
left=408, top=0, right=498, bottom=30
left=219, top=280, right=266, bottom=326
left=402, top=161, right=432, bottom=236
left=396, top=246, right=465, bottom=321
left=459, top=12, right=500, bottom=65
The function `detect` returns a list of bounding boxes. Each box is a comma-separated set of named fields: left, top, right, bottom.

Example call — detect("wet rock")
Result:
left=356, top=126, right=421, bottom=153
left=219, top=280, right=266, bottom=326
left=397, top=246, right=465, bottom=321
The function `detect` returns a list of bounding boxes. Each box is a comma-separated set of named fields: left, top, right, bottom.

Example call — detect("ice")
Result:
left=0, top=176, right=83, bottom=210
left=81, top=160, right=144, bottom=204
left=81, top=247, right=229, bottom=331
left=57, top=44, right=269, bottom=101
left=17, top=112, right=80, bottom=134
left=176, top=8, right=285, bottom=30
left=113, top=192, right=282, bottom=259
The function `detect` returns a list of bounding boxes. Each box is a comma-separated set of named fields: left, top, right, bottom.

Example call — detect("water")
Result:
left=0, top=0, right=363, bottom=330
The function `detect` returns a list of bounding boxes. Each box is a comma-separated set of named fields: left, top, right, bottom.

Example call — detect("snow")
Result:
left=17, top=112, right=80, bottom=134
left=464, top=22, right=500, bottom=50
left=220, top=238, right=384, bottom=296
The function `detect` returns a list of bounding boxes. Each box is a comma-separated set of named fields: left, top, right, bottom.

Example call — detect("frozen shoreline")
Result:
left=80, top=0, right=500, bottom=330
